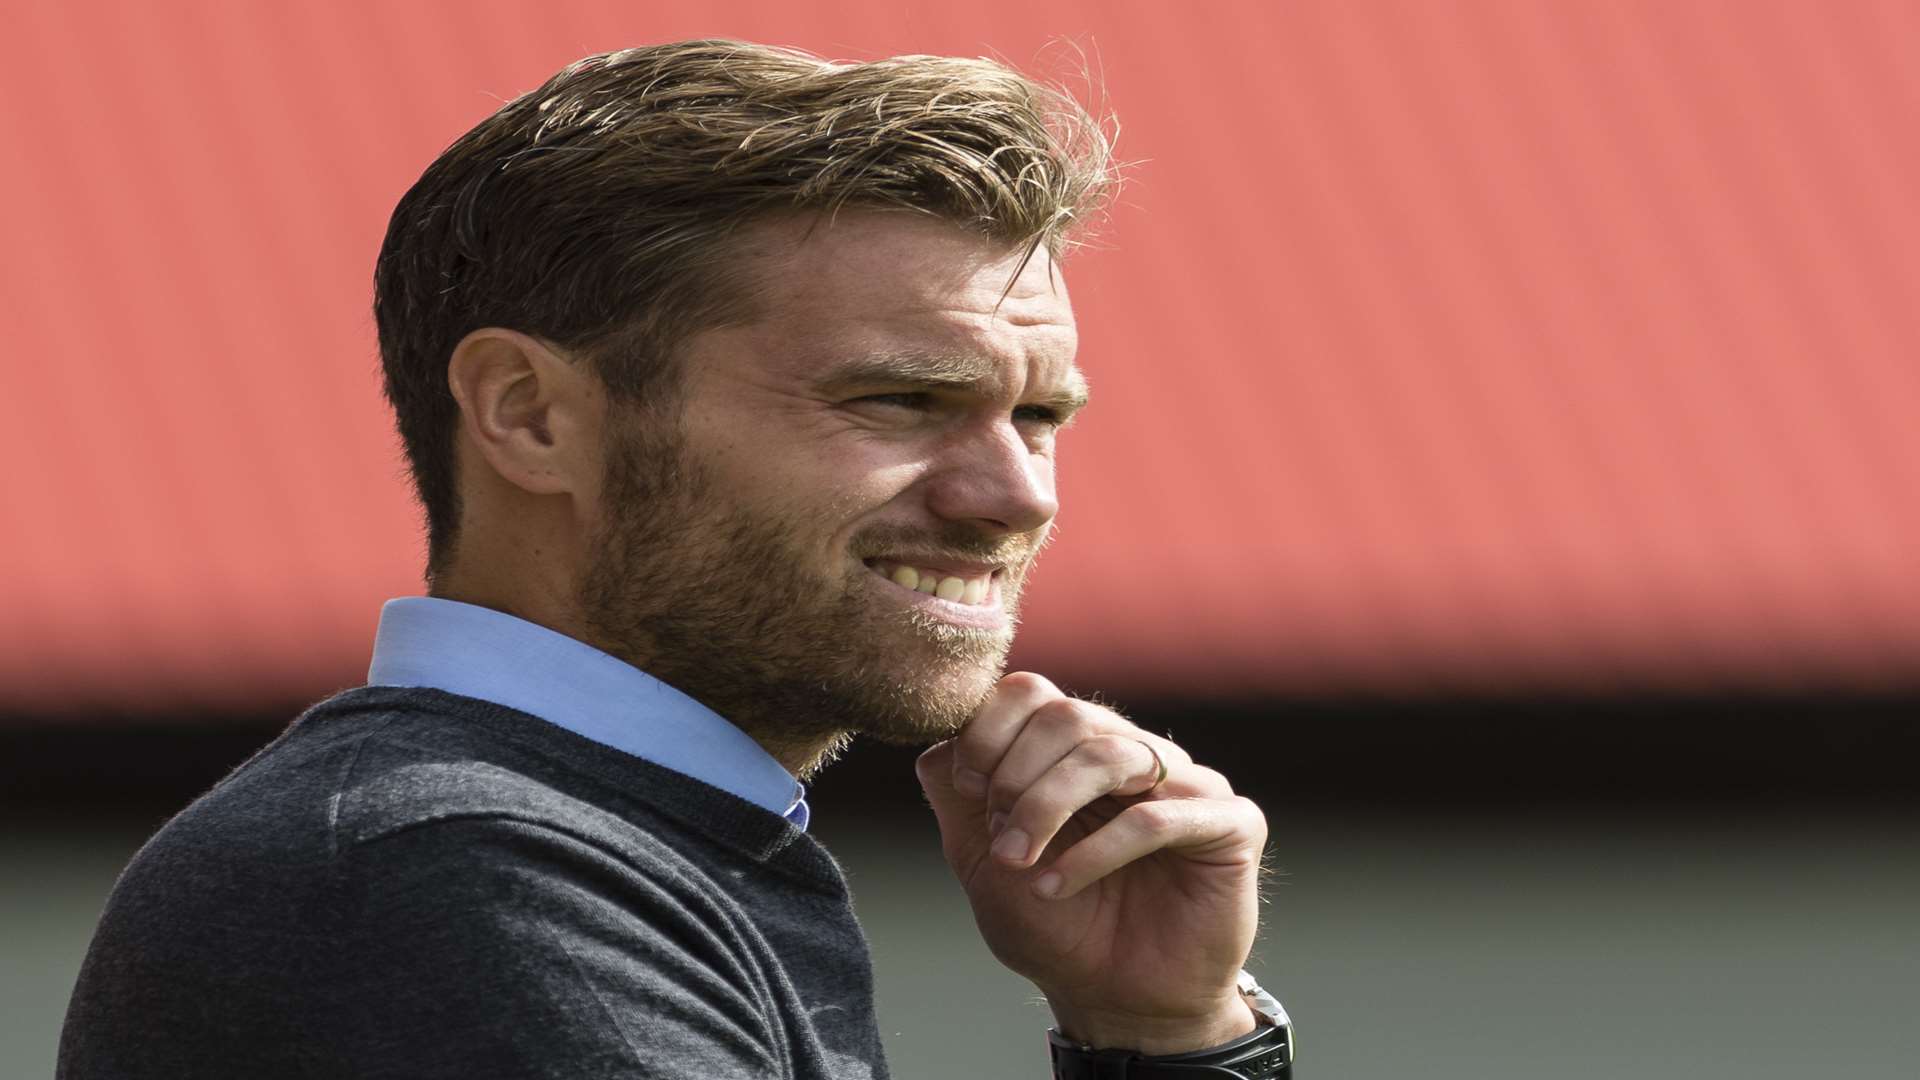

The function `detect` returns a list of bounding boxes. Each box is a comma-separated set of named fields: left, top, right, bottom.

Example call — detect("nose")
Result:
left=922, top=420, right=1059, bottom=535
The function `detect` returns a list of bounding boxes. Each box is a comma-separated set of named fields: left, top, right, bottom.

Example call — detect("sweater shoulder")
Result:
left=293, top=686, right=845, bottom=890
left=317, top=696, right=682, bottom=869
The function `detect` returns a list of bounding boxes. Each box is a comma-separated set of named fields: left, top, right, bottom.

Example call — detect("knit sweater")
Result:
left=58, top=686, right=891, bottom=1079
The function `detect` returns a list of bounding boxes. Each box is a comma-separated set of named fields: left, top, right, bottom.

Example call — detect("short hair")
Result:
left=373, top=39, right=1117, bottom=582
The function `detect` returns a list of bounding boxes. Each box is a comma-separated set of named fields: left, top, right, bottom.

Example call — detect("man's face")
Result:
left=577, top=213, right=1086, bottom=764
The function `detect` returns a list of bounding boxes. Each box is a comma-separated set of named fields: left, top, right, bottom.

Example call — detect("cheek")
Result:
left=719, top=439, right=924, bottom=545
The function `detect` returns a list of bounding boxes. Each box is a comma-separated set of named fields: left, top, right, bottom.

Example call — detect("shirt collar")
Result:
left=366, top=597, right=809, bottom=830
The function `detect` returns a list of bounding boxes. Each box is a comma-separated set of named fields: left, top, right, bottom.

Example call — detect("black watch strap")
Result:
left=1047, top=1020, right=1294, bottom=1079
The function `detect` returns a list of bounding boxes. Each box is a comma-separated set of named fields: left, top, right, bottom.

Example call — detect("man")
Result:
left=60, top=41, right=1287, bottom=1079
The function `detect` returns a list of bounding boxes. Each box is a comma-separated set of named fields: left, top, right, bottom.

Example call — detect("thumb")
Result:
left=915, top=740, right=991, bottom=866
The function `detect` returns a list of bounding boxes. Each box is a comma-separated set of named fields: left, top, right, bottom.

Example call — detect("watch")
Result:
left=1046, top=970, right=1294, bottom=1079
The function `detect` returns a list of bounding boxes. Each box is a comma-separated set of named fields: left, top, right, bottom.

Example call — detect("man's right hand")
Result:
left=915, top=671, right=1269, bottom=1056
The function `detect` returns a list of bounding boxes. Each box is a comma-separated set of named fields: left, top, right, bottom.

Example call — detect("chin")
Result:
left=849, top=652, right=1005, bottom=747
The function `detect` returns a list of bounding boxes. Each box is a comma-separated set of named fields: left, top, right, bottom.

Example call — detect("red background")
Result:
left=4, top=0, right=1917, bottom=716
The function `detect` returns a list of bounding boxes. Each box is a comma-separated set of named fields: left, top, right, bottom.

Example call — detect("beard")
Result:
left=576, top=410, right=1043, bottom=776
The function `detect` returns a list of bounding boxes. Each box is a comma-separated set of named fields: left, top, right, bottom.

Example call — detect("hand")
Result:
left=915, top=672, right=1268, bottom=1055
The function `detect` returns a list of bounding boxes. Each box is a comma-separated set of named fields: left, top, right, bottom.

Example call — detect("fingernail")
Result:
left=988, top=812, right=1008, bottom=836
left=992, top=827, right=1030, bottom=863
left=954, top=768, right=989, bottom=798
left=1033, top=870, right=1063, bottom=898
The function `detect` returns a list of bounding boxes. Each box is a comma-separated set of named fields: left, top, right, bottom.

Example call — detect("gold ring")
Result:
left=1137, top=739, right=1168, bottom=790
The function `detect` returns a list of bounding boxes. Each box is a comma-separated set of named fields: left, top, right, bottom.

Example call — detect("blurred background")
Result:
left=3, top=1, right=1916, bottom=1076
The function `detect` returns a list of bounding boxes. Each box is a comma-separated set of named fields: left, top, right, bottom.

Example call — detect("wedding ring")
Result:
left=1136, top=739, right=1168, bottom=791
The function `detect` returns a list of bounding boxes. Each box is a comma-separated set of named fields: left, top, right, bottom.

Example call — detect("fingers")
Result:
left=915, top=739, right=963, bottom=809
left=915, top=740, right=990, bottom=870
left=951, top=671, right=1066, bottom=798
left=984, top=733, right=1165, bottom=867
left=992, top=751, right=1238, bottom=870
left=984, top=700, right=1138, bottom=816
left=952, top=674, right=1200, bottom=808
left=946, top=671, right=1255, bottom=900
left=1031, top=796, right=1267, bottom=902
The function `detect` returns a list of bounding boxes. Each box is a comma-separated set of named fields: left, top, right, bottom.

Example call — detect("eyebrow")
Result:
left=815, top=350, right=1092, bottom=414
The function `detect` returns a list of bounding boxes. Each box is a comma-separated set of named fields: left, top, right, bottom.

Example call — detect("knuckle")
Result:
left=1030, top=696, right=1086, bottom=731
left=997, top=671, right=1059, bottom=698
left=1122, top=798, right=1179, bottom=834
left=987, top=776, right=1026, bottom=809
left=1044, top=699, right=1124, bottom=744
left=1008, top=785, right=1068, bottom=826
left=1232, top=796, right=1269, bottom=840
left=1078, top=733, right=1139, bottom=770
left=1188, top=765, right=1232, bottom=793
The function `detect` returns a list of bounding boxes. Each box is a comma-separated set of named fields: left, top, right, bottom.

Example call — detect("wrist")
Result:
left=1048, top=997, right=1257, bottom=1056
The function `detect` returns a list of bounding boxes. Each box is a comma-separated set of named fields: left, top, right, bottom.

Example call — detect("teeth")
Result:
left=873, top=561, right=995, bottom=606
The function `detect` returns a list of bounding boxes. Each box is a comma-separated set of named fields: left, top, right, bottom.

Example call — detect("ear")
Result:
left=445, top=328, right=601, bottom=497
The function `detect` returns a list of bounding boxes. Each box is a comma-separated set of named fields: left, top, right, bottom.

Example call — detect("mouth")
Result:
left=862, top=557, right=1006, bottom=618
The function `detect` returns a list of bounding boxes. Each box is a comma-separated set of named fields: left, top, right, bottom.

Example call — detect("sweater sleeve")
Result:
left=329, top=815, right=790, bottom=1080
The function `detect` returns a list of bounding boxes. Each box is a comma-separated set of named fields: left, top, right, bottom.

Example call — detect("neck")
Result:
left=754, top=729, right=855, bottom=782
left=430, top=566, right=584, bottom=650
left=430, top=572, right=851, bottom=782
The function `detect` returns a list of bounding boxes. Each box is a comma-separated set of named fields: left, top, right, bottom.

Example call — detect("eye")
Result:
left=852, top=392, right=933, bottom=410
left=1012, top=404, right=1064, bottom=427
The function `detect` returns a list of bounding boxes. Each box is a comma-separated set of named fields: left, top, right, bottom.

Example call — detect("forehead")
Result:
left=715, top=212, right=1080, bottom=388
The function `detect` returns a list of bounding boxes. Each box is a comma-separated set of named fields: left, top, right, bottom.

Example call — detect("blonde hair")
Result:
left=373, top=40, right=1117, bottom=579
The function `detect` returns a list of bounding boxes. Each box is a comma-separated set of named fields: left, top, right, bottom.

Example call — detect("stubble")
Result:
left=575, top=412, right=1041, bottom=777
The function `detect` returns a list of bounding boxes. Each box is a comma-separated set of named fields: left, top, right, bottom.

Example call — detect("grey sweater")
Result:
left=58, top=686, right=891, bottom=1079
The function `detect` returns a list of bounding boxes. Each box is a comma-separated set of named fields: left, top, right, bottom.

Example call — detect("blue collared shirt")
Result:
left=365, top=597, right=809, bottom=830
